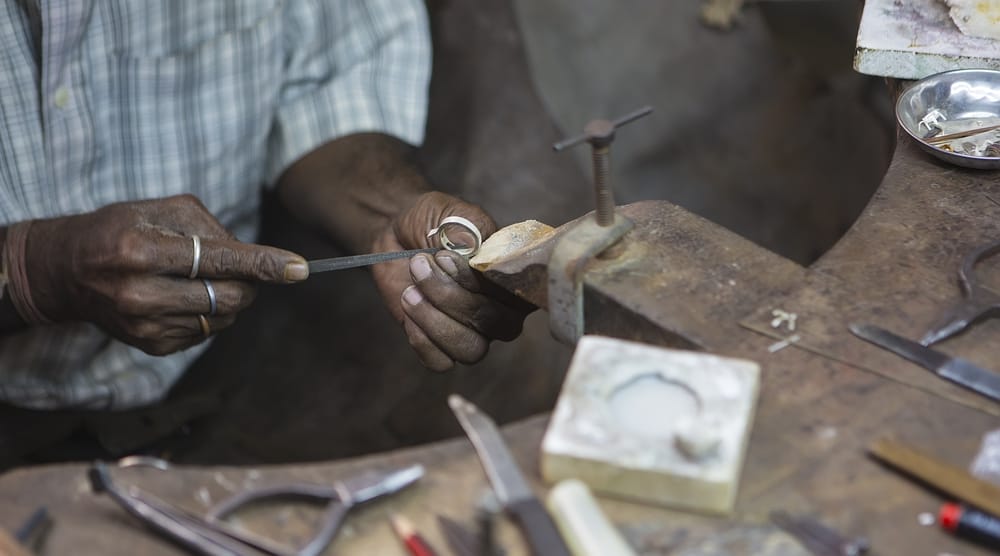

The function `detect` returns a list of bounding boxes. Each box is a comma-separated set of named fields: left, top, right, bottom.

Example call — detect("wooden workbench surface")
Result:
left=2, top=136, right=999, bottom=555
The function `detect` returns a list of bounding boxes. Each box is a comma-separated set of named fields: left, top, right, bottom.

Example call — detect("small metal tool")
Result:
left=920, top=239, right=1000, bottom=346
left=448, top=395, right=571, bottom=556
left=849, top=323, right=1000, bottom=402
left=770, top=511, right=870, bottom=556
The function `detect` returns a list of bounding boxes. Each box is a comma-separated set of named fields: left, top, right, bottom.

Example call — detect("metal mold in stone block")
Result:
left=540, top=336, right=761, bottom=515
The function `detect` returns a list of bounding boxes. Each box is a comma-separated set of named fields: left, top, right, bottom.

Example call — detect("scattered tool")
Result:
left=89, top=460, right=424, bottom=556
left=436, top=515, right=479, bottom=556
left=938, top=503, right=1000, bottom=551
left=307, top=216, right=482, bottom=273
left=868, top=437, right=1000, bottom=518
left=848, top=323, right=1000, bottom=402
left=770, top=511, right=870, bottom=556
left=448, top=395, right=572, bottom=556
left=14, top=506, right=52, bottom=552
left=920, top=239, right=1000, bottom=346
left=389, top=513, right=439, bottom=556
left=474, top=491, right=503, bottom=556
left=545, top=479, right=637, bottom=556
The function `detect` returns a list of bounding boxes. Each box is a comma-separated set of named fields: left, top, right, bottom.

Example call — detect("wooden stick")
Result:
left=868, top=438, right=1000, bottom=518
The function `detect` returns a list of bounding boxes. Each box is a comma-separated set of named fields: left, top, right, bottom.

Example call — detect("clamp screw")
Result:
left=553, top=106, right=653, bottom=226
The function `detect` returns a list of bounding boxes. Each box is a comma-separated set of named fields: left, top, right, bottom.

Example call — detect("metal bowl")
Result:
left=896, top=68, right=1000, bottom=170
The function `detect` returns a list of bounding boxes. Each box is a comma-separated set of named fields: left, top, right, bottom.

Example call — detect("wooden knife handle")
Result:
left=507, top=498, right=573, bottom=556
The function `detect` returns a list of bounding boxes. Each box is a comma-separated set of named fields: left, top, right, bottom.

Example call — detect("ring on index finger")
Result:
left=426, top=216, right=482, bottom=257
left=202, top=279, right=217, bottom=316
left=189, top=235, right=201, bottom=279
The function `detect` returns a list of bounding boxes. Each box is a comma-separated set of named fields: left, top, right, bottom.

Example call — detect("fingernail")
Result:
left=436, top=253, right=459, bottom=277
left=284, top=260, right=309, bottom=282
left=403, top=285, right=423, bottom=306
left=410, top=255, right=432, bottom=281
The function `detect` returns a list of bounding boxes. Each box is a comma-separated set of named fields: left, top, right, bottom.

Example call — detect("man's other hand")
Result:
left=371, top=192, right=531, bottom=370
left=26, top=195, right=308, bottom=355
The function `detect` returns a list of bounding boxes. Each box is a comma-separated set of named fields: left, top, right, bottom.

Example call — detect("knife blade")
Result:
left=849, top=323, right=1000, bottom=402
left=307, top=248, right=442, bottom=274
left=448, top=395, right=571, bottom=556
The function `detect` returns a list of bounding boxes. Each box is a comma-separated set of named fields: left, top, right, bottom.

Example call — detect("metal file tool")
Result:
left=307, top=215, right=483, bottom=274
left=307, top=248, right=442, bottom=273
left=448, top=395, right=571, bottom=556
left=849, top=323, right=1000, bottom=403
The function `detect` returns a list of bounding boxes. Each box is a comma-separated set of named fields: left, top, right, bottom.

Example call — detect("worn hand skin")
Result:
left=278, top=133, right=531, bottom=370
left=24, top=195, right=308, bottom=355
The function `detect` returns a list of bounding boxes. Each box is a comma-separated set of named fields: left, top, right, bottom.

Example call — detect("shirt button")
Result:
left=53, top=87, right=70, bottom=108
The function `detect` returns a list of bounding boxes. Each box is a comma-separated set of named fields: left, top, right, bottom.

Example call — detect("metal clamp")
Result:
left=547, top=107, right=650, bottom=343
left=548, top=214, right=634, bottom=343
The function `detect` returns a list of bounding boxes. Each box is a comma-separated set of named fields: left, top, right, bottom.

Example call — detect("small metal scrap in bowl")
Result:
left=896, top=68, right=1000, bottom=170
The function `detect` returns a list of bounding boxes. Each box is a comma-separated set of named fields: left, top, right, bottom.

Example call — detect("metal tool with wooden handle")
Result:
left=448, top=395, right=572, bottom=556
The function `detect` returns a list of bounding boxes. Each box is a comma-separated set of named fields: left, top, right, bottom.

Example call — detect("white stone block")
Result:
left=541, top=336, right=760, bottom=515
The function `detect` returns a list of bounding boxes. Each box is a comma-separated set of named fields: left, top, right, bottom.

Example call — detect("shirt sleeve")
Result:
left=265, top=0, right=431, bottom=185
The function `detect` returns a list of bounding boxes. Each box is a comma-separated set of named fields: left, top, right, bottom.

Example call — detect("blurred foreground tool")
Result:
left=14, top=506, right=52, bottom=554
left=89, top=460, right=423, bottom=556
left=868, top=438, right=1000, bottom=518
left=770, top=511, right=869, bottom=556
left=0, top=530, right=31, bottom=556
left=436, top=515, right=505, bottom=556
left=938, top=503, right=1000, bottom=551
left=449, top=395, right=571, bottom=556
left=389, top=514, right=439, bottom=556
left=545, top=479, right=636, bottom=556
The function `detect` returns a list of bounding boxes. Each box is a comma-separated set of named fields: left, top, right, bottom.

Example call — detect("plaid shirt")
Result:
left=0, top=0, right=430, bottom=409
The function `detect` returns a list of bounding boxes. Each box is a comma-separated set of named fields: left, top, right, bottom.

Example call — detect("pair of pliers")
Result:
left=920, top=240, right=1000, bottom=346
left=89, top=461, right=424, bottom=556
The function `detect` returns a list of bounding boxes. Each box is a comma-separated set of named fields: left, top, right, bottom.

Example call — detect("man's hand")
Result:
left=371, top=192, right=530, bottom=370
left=25, top=195, right=308, bottom=355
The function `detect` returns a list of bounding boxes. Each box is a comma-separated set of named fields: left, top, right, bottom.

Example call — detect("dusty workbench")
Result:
left=2, top=131, right=1000, bottom=555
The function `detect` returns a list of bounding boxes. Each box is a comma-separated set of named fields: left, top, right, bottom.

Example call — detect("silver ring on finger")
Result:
left=189, top=235, right=202, bottom=279
left=197, top=314, right=211, bottom=338
left=202, top=279, right=217, bottom=316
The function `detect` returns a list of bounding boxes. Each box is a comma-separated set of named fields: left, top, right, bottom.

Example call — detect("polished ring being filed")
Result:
left=426, top=216, right=482, bottom=257
left=202, top=279, right=217, bottom=316
left=197, top=314, right=211, bottom=338
left=189, top=235, right=202, bottom=279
